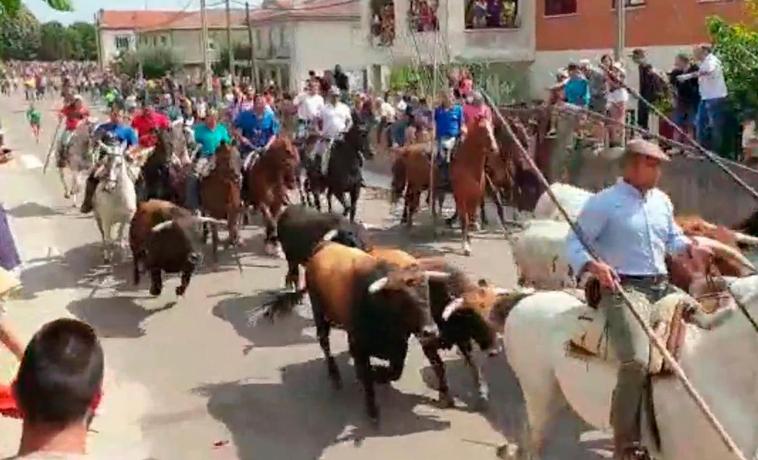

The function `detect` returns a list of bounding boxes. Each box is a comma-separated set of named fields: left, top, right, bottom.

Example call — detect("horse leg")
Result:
left=333, top=191, right=350, bottom=219
left=176, top=266, right=193, bottom=296
left=210, top=224, right=220, bottom=262
left=460, top=205, right=471, bottom=256
left=149, top=268, right=163, bottom=296
left=326, top=190, right=334, bottom=214
left=349, top=187, right=360, bottom=223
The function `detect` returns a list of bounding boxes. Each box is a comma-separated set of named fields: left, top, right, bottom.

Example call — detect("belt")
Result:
left=618, top=274, right=668, bottom=284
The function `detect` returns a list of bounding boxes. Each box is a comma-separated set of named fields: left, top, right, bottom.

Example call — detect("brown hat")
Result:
left=626, top=139, right=670, bottom=162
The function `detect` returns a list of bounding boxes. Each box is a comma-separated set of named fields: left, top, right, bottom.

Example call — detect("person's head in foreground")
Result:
left=13, top=318, right=103, bottom=458
left=622, top=138, right=670, bottom=192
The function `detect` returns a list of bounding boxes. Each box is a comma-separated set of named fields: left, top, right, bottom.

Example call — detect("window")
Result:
left=465, top=0, right=519, bottom=29
left=115, top=35, right=130, bottom=50
left=160, top=36, right=168, bottom=45
left=370, top=0, right=395, bottom=46
left=255, top=29, right=262, bottom=49
left=408, top=0, right=439, bottom=32
left=611, top=0, right=645, bottom=7
left=545, top=0, right=576, bottom=16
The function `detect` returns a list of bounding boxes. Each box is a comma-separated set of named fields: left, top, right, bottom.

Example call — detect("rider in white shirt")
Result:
left=294, top=81, right=324, bottom=138
left=316, top=87, right=353, bottom=174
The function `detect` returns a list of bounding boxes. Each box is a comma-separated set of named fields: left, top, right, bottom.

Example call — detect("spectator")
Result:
left=458, top=69, right=474, bottom=100
left=607, top=62, right=629, bottom=147
left=472, top=0, right=488, bottom=28
left=669, top=53, right=700, bottom=143
left=631, top=48, right=667, bottom=130
left=564, top=63, right=589, bottom=107
left=681, top=44, right=729, bottom=155
left=333, top=65, right=349, bottom=93
left=580, top=58, right=608, bottom=115
left=11, top=318, right=104, bottom=459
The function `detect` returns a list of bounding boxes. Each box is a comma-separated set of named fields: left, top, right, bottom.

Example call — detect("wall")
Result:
left=292, top=20, right=382, bottom=91
left=536, top=0, right=746, bottom=51
left=99, top=29, right=136, bottom=66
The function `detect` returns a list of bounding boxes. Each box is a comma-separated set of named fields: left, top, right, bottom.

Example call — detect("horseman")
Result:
left=233, top=93, right=280, bottom=170
left=185, top=108, right=232, bottom=213
left=433, top=89, right=465, bottom=186
left=315, top=87, right=353, bottom=175
left=294, top=80, right=324, bottom=141
left=57, top=94, right=90, bottom=168
left=131, top=95, right=170, bottom=149
left=80, top=105, right=139, bottom=214
left=565, top=139, right=713, bottom=460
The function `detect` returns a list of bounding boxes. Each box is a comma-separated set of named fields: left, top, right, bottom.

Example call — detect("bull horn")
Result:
left=195, top=217, right=228, bottom=226
left=322, top=229, right=339, bottom=242
left=368, top=277, right=389, bottom=294
left=441, top=297, right=465, bottom=321
left=424, top=270, right=451, bottom=281
left=692, top=236, right=756, bottom=272
left=152, top=221, right=175, bottom=233
left=734, top=231, right=758, bottom=247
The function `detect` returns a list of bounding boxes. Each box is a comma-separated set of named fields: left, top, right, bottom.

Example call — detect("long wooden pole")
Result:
left=614, top=0, right=625, bottom=62
left=483, top=91, right=749, bottom=460
left=225, top=0, right=234, bottom=80
left=245, top=2, right=259, bottom=88
left=200, top=0, right=211, bottom=92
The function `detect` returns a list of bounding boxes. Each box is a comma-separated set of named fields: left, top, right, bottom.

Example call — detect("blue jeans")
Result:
left=696, top=97, right=727, bottom=153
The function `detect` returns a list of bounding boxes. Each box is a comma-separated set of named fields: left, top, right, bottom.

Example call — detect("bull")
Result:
left=129, top=199, right=226, bottom=297
left=275, top=205, right=370, bottom=289
left=305, top=242, right=449, bottom=423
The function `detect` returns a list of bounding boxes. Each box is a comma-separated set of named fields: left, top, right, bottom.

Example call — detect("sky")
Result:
left=25, top=0, right=261, bottom=24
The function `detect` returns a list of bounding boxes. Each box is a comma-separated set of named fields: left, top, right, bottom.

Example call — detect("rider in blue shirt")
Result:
left=233, top=93, right=280, bottom=162
left=434, top=91, right=466, bottom=156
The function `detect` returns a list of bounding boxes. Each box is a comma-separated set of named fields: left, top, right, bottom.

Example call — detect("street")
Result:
left=0, top=93, right=610, bottom=460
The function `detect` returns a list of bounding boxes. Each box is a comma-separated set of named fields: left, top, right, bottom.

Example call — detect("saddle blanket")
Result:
left=566, top=292, right=697, bottom=374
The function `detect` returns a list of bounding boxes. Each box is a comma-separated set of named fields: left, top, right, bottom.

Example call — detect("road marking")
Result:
left=19, top=154, right=44, bottom=170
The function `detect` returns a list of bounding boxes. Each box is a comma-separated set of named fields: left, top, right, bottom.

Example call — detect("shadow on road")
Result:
left=212, top=291, right=316, bottom=350
left=7, top=202, right=62, bottom=219
left=195, top=353, right=451, bottom=460
left=66, top=296, right=174, bottom=338
left=419, top=354, right=609, bottom=460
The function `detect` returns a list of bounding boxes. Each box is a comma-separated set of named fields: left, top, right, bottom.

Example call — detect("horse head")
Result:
left=99, top=141, right=129, bottom=192
left=213, top=142, right=241, bottom=178
left=468, top=117, right=499, bottom=156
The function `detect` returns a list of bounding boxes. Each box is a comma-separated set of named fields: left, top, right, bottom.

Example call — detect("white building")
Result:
left=95, top=9, right=190, bottom=68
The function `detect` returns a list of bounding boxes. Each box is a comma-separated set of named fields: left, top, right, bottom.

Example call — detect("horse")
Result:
left=58, top=121, right=95, bottom=207
left=305, top=116, right=373, bottom=222
left=139, top=127, right=191, bottom=204
left=199, top=143, right=242, bottom=259
left=450, top=118, right=499, bottom=256
left=244, top=136, right=300, bottom=254
left=92, top=140, right=138, bottom=263
left=500, top=278, right=758, bottom=460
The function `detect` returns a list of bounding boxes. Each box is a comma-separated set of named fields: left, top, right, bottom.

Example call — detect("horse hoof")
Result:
left=149, top=286, right=161, bottom=297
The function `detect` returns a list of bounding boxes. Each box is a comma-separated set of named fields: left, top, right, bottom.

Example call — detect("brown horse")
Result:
left=391, top=142, right=439, bottom=227
left=199, top=143, right=242, bottom=259
left=450, top=118, right=499, bottom=256
left=244, top=137, right=300, bottom=254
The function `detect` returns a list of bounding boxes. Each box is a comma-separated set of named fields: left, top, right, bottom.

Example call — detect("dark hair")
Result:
left=567, top=63, right=579, bottom=71
left=15, top=319, right=104, bottom=425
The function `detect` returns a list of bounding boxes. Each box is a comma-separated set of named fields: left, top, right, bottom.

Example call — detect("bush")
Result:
left=708, top=16, right=758, bottom=119
left=114, top=46, right=180, bottom=79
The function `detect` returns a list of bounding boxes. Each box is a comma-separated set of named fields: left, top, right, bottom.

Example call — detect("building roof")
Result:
left=140, top=9, right=250, bottom=31
left=97, top=10, right=191, bottom=30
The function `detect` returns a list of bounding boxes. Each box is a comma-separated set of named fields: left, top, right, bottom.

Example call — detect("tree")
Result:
left=114, top=47, right=180, bottom=79
left=0, top=0, right=71, bottom=17
left=38, top=21, right=68, bottom=60
left=0, top=5, right=40, bottom=59
left=707, top=16, right=758, bottom=119
left=68, top=21, right=96, bottom=60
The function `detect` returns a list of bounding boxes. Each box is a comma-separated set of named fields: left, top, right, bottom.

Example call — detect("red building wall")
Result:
left=537, top=0, right=747, bottom=51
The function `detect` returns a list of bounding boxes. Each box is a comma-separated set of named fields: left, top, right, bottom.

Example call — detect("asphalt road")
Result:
left=0, top=93, right=610, bottom=460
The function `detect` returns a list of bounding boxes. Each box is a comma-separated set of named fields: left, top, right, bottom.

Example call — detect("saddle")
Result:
left=566, top=292, right=697, bottom=374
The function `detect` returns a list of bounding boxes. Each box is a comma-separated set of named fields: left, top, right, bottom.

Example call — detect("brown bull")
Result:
left=200, top=143, right=242, bottom=259
left=305, top=242, right=448, bottom=423
left=244, top=137, right=300, bottom=253
left=451, top=118, right=499, bottom=256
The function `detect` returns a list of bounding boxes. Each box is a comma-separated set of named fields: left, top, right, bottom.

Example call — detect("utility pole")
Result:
left=225, top=0, right=234, bottom=80
left=245, top=2, right=259, bottom=88
left=614, top=0, right=626, bottom=61
left=200, top=0, right=212, bottom=92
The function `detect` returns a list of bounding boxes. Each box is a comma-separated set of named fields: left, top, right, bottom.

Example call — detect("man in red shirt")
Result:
left=131, top=98, right=170, bottom=148
left=57, top=94, right=90, bottom=166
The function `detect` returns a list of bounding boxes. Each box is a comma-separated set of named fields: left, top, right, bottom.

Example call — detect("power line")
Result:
left=229, top=0, right=358, bottom=13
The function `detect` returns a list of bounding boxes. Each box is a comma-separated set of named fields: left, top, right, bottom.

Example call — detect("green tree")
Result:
left=38, top=21, right=68, bottom=60
left=0, top=0, right=71, bottom=17
left=707, top=16, right=758, bottom=118
left=0, top=5, right=40, bottom=59
left=68, top=21, right=96, bottom=60
left=114, top=47, right=180, bottom=79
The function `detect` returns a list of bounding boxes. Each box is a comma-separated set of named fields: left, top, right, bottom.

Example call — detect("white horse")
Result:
left=502, top=280, right=758, bottom=460
left=58, top=120, right=95, bottom=207
left=92, top=141, right=138, bottom=263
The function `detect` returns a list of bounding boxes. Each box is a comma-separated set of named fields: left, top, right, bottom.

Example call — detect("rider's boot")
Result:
left=80, top=174, right=98, bottom=214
